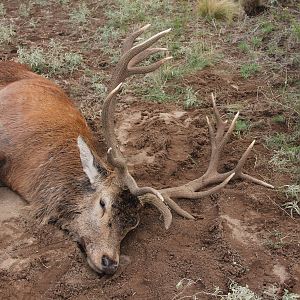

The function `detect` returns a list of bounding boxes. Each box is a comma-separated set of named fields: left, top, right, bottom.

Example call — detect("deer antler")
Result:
left=101, top=25, right=173, bottom=229
left=158, top=93, right=274, bottom=219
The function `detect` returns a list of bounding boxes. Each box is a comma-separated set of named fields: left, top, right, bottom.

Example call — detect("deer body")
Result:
left=0, top=62, right=98, bottom=206
left=0, top=26, right=272, bottom=275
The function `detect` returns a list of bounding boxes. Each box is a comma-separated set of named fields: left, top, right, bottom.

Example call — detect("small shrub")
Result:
left=197, top=0, right=240, bottom=22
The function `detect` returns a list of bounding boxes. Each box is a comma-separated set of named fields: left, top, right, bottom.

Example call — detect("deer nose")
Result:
left=101, top=255, right=118, bottom=274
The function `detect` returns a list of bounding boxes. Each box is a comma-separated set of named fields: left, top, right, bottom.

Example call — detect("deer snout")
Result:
left=101, top=255, right=118, bottom=275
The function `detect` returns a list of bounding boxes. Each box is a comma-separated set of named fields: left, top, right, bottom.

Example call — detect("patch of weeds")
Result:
left=17, top=47, right=45, bottom=73
left=197, top=0, right=240, bottom=22
left=238, top=41, right=250, bottom=53
left=17, top=40, right=83, bottom=75
left=240, top=63, right=259, bottom=79
left=234, top=119, right=250, bottom=135
left=136, top=70, right=173, bottom=103
left=265, top=133, right=289, bottom=150
left=291, top=21, right=300, bottom=41
left=169, top=41, right=215, bottom=78
left=251, top=36, right=263, bottom=49
left=19, top=3, right=32, bottom=17
left=265, top=131, right=300, bottom=173
left=0, top=23, right=15, bottom=45
left=282, top=289, right=300, bottom=300
left=222, top=282, right=262, bottom=299
left=264, top=230, right=287, bottom=250
left=32, top=0, right=48, bottom=5
left=56, top=0, right=70, bottom=4
left=269, top=146, right=300, bottom=172
left=174, top=278, right=298, bottom=299
left=0, top=3, right=6, bottom=16
left=69, top=2, right=90, bottom=25
left=184, top=87, right=200, bottom=109
left=105, top=0, right=173, bottom=30
left=271, top=114, right=285, bottom=124
left=261, top=22, right=275, bottom=34
left=90, top=73, right=108, bottom=98
left=267, top=42, right=285, bottom=57
left=281, top=185, right=300, bottom=218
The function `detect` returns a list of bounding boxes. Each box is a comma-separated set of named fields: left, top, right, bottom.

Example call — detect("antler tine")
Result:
left=109, top=26, right=172, bottom=90
left=101, top=83, right=123, bottom=154
left=102, top=26, right=173, bottom=228
left=121, top=24, right=151, bottom=54
left=140, top=194, right=172, bottom=229
left=128, top=47, right=168, bottom=68
left=156, top=94, right=273, bottom=219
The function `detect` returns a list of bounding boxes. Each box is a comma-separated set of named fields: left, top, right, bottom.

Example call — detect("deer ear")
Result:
left=77, top=136, right=99, bottom=185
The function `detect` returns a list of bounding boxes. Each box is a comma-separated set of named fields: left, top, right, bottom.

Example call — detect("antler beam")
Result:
left=101, top=25, right=173, bottom=229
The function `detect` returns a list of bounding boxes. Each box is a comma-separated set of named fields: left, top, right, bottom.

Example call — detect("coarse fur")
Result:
left=0, top=61, right=141, bottom=274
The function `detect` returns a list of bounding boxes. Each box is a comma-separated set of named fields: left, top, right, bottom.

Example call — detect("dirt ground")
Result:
left=0, top=0, right=299, bottom=299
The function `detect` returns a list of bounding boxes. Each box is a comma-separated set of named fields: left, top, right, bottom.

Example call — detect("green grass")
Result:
left=234, top=119, right=250, bottom=135
left=240, top=63, right=259, bottom=79
left=265, top=132, right=299, bottom=173
left=291, top=21, right=300, bottom=41
left=238, top=41, right=250, bottom=53
left=69, top=2, right=90, bottom=25
left=271, top=114, right=285, bottom=124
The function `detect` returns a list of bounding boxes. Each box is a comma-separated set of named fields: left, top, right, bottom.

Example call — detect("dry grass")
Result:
left=197, top=0, right=240, bottom=21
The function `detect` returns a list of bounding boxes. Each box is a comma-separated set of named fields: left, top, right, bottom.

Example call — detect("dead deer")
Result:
left=0, top=25, right=273, bottom=275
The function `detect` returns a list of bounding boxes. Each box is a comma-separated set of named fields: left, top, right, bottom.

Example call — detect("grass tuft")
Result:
left=197, top=0, right=240, bottom=22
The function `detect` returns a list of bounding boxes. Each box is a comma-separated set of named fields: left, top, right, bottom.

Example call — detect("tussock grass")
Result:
left=197, top=0, right=240, bottom=22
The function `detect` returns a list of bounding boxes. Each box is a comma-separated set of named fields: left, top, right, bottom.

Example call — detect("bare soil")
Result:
left=0, top=1, right=299, bottom=299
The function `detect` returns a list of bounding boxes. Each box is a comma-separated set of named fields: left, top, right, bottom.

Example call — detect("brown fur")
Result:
left=0, top=61, right=139, bottom=273
left=0, top=62, right=101, bottom=218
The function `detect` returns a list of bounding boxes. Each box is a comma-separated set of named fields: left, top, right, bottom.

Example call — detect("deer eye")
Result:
left=99, top=199, right=106, bottom=209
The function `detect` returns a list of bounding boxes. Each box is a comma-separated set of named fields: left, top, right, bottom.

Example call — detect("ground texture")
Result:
left=0, top=0, right=299, bottom=299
